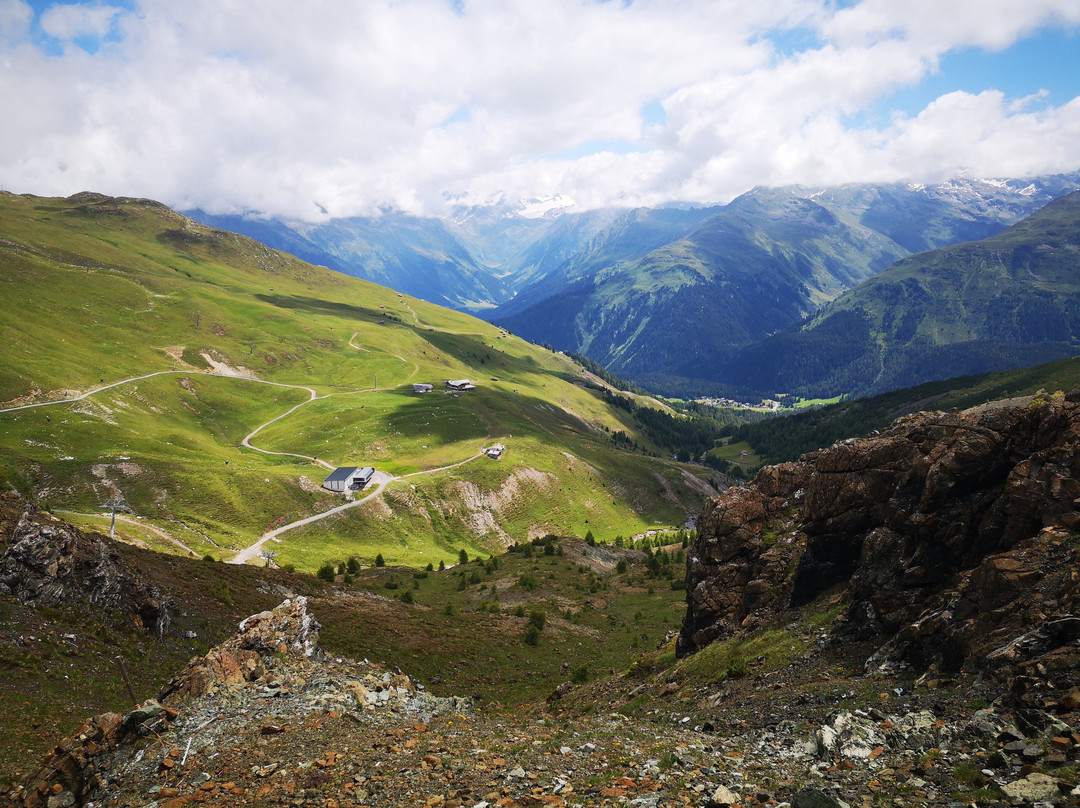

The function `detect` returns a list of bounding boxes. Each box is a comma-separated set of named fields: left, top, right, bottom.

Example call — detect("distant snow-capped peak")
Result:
left=517, top=195, right=577, bottom=219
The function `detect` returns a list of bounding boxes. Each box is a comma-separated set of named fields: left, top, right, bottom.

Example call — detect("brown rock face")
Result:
left=13, top=711, right=125, bottom=808
left=12, top=599, right=323, bottom=807
left=159, top=596, right=322, bottom=702
left=678, top=395, right=1080, bottom=703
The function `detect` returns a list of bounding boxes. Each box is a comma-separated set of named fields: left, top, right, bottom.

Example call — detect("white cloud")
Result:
left=39, top=2, right=122, bottom=40
left=0, top=0, right=1078, bottom=218
left=0, top=0, right=32, bottom=43
left=823, top=0, right=1080, bottom=51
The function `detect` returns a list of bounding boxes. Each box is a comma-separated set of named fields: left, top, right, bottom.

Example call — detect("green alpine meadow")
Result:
left=0, top=191, right=713, bottom=570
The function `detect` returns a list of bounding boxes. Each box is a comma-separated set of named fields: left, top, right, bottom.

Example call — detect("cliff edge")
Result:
left=679, top=392, right=1080, bottom=711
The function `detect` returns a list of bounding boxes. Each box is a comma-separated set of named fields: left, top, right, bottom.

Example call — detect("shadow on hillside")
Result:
left=414, top=328, right=543, bottom=375
left=370, top=385, right=598, bottom=455
left=255, top=294, right=391, bottom=323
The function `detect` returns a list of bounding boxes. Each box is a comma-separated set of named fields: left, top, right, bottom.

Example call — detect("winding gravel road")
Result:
left=1, top=366, right=495, bottom=566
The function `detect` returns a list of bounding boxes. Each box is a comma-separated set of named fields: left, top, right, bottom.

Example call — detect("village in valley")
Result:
left=693, top=395, right=783, bottom=411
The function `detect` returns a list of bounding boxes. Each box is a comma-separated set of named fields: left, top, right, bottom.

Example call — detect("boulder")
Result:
left=791, top=788, right=844, bottom=808
left=709, top=784, right=740, bottom=806
left=1001, top=772, right=1060, bottom=803
left=814, top=712, right=886, bottom=759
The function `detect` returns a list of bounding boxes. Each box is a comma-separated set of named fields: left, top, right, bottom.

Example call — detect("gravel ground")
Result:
left=9, top=600, right=1080, bottom=808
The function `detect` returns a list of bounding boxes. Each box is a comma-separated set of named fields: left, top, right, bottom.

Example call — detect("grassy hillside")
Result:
left=0, top=191, right=713, bottom=570
left=0, top=499, right=690, bottom=786
left=724, top=190, right=1080, bottom=398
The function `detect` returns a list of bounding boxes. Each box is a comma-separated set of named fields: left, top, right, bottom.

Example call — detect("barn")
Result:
left=322, top=466, right=376, bottom=492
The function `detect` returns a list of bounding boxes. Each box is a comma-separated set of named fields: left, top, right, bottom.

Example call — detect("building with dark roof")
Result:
left=322, top=466, right=375, bottom=492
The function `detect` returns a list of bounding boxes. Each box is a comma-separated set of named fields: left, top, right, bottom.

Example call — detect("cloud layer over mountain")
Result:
left=2, top=0, right=1080, bottom=219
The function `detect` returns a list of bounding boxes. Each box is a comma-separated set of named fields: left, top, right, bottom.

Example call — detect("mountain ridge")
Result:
left=721, top=189, right=1080, bottom=398
left=488, top=173, right=1080, bottom=393
left=183, top=172, right=1080, bottom=316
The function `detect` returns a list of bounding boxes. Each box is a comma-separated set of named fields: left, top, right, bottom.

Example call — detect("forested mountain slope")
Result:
left=723, top=190, right=1080, bottom=398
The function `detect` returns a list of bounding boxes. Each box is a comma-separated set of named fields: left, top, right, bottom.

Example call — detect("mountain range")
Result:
left=722, top=190, right=1080, bottom=398
left=185, top=172, right=1080, bottom=396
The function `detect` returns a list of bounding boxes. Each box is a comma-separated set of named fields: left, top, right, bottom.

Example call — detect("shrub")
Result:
left=458, top=548, right=469, bottom=564
left=426, top=562, right=434, bottom=572
left=316, top=562, right=336, bottom=582
left=726, top=656, right=748, bottom=678
left=528, top=609, right=546, bottom=631
left=523, top=625, right=540, bottom=646
left=439, top=559, right=446, bottom=571
left=444, top=602, right=455, bottom=616
left=346, top=556, right=361, bottom=575
left=400, top=590, right=414, bottom=604
left=616, top=558, right=628, bottom=574
left=210, top=581, right=233, bottom=607
left=375, top=553, right=386, bottom=567
left=658, top=751, right=679, bottom=771
left=513, top=604, right=526, bottom=617
left=584, top=530, right=595, bottom=546
left=952, top=763, right=988, bottom=786
left=518, top=573, right=538, bottom=591
left=570, top=665, right=589, bottom=684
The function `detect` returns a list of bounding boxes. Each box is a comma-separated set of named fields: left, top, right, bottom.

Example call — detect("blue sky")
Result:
left=852, top=27, right=1080, bottom=128
left=19, top=0, right=133, bottom=54
left=2, top=0, right=1079, bottom=219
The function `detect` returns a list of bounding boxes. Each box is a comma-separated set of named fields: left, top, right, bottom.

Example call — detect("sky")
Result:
left=1, top=0, right=1079, bottom=221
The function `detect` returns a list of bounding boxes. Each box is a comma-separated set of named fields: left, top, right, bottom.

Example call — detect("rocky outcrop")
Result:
left=12, top=710, right=128, bottom=808
left=10, top=599, right=322, bottom=807
left=0, top=502, right=171, bottom=636
left=8, top=598, right=471, bottom=808
left=158, top=596, right=321, bottom=702
left=679, top=394, right=1080, bottom=705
